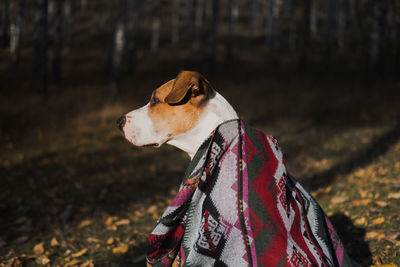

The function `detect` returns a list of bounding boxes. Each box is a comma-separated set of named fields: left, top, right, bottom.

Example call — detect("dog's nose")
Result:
left=117, top=115, right=126, bottom=130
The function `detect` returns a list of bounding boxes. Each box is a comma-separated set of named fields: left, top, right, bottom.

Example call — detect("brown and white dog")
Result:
left=117, top=70, right=238, bottom=158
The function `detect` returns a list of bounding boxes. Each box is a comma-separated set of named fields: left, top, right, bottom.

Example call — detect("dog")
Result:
left=118, top=71, right=355, bottom=266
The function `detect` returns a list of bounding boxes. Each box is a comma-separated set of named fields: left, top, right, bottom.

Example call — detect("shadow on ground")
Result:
left=329, top=213, right=372, bottom=266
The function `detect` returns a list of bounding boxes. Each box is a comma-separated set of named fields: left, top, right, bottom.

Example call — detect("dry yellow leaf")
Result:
left=331, top=196, right=348, bottom=204
left=147, top=205, right=158, bottom=214
left=105, top=216, right=118, bottom=226
left=107, top=225, right=117, bottom=231
left=352, top=199, right=371, bottom=206
left=33, top=242, right=45, bottom=254
left=107, top=237, right=114, bottom=245
left=358, top=189, right=368, bottom=198
left=115, top=219, right=130, bottom=226
left=72, top=248, right=88, bottom=258
left=86, top=237, right=100, bottom=243
left=375, top=201, right=388, bottom=207
left=64, top=259, right=81, bottom=266
left=388, top=192, right=400, bottom=199
left=78, top=220, right=92, bottom=229
left=366, top=231, right=379, bottom=240
left=80, top=260, right=94, bottom=267
left=354, top=217, right=367, bottom=226
left=112, top=244, right=129, bottom=254
left=36, top=255, right=50, bottom=265
left=51, top=237, right=59, bottom=247
left=371, top=217, right=385, bottom=225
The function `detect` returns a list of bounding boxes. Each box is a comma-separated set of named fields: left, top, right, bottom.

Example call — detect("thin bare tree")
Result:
left=171, top=0, right=180, bottom=44
left=206, top=0, right=219, bottom=73
left=52, top=0, right=62, bottom=81
left=108, top=0, right=128, bottom=97
left=1, top=0, right=10, bottom=46
left=33, top=0, right=48, bottom=96
left=368, top=0, right=388, bottom=79
left=226, top=0, right=234, bottom=64
left=10, top=0, right=24, bottom=66
left=193, top=0, right=205, bottom=50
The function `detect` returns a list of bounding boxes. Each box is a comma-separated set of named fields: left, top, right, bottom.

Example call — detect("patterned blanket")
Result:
left=146, top=120, right=355, bottom=266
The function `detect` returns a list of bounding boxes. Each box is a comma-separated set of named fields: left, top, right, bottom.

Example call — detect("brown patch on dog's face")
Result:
left=147, top=71, right=212, bottom=137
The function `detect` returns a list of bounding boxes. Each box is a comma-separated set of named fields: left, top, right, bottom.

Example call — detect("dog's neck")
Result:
left=167, top=92, right=238, bottom=159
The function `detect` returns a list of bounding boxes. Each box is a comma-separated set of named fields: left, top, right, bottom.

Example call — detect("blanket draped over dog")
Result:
left=146, top=120, right=354, bottom=266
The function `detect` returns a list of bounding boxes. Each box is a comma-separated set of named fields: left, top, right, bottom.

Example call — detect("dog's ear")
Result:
left=165, top=70, right=212, bottom=105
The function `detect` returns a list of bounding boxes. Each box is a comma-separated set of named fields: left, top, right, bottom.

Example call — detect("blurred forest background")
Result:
left=1, top=0, right=400, bottom=266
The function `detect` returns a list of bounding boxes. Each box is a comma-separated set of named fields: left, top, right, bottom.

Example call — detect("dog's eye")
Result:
left=150, top=96, right=160, bottom=106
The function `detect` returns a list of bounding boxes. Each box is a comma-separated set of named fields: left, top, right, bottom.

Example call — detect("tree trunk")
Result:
left=265, top=0, right=277, bottom=49
left=337, top=0, right=345, bottom=52
left=1, top=0, right=10, bottom=46
left=33, top=0, right=48, bottom=96
left=310, top=0, right=317, bottom=37
left=10, top=0, right=24, bottom=66
left=206, top=0, right=219, bottom=73
left=324, top=0, right=338, bottom=71
left=80, top=0, right=87, bottom=11
left=298, top=0, right=311, bottom=71
left=127, top=0, right=138, bottom=73
left=171, top=0, right=180, bottom=44
left=226, top=0, right=233, bottom=64
left=347, top=0, right=357, bottom=31
left=151, top=8, right=160, bottom=53
left=193, top=0, right=205, bottom=50
left=368, top=0, right=387, bottom=79
left=250, top=0, right=258, bottom=38
left=288, top=0, right=296, bottom=52
left=232, top=0, right=239, bottom=29
left=52, top=0, right=62, bottom=81
left=108, top=0, right=127, bottom=97
left=63, top=0, right=74, bottom=46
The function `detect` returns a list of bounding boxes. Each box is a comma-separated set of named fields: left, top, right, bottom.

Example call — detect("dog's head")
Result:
left=118, top=70, right=215, bottom=148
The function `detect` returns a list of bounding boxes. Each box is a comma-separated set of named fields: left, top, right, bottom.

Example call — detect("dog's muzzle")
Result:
left=117, top=115, right=126, bottom=131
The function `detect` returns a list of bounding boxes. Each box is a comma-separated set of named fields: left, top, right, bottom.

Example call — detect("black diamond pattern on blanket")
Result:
left=194, top=196, right=232, bottom=260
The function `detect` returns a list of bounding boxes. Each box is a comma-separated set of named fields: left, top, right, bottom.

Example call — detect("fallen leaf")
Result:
left=106, top=224, right=117, bottom=231
left=33, top=242, right=45, bottom=254
left=371, top=217, right=385, bottom=225
left=147, top=205, right=158, bottom=214
left=78, top=220, right=92, bottom=229
left=352, top=199, right=371, bottom=206
left=105, top=216, right=118, bottom=226
left=115, top=219, right=130, bottom=226
left=388, top=192, right=400, bottom=199
left=64, top=259, right=81, bottom=266
left=72, top=248, right=88, bottom=258
left=112, top=244, right=129, bottom=254
left=358, top=189, right=368, bottom=198
left=366, top=231, right=379, bottom=240
left=331, top=196, right=348, bottom=204
left=354, top=217, right=367, bottom=226
left=80, top=260, right=94, bottom=267
left=35, top=255, right=50, bottom=265
left=86, top=237, right=100, bottom=243
left=107, top=237, right=114, bottom=245
left=375, top=201, right=388, bottom=207
left=51, top=237, right=59, bottom=247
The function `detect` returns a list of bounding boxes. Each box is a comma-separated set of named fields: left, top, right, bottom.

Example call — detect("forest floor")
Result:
left=1, top=18, right=400, bottom=267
